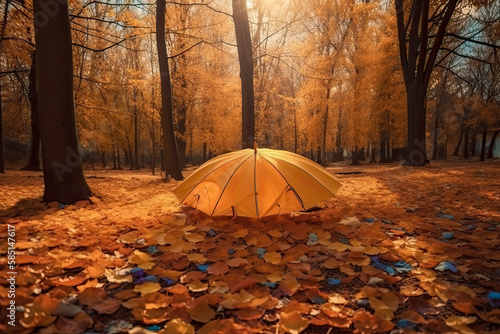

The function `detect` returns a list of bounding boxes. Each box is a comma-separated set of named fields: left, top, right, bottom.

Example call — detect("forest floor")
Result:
left=1, top=159, right=500, bottom=334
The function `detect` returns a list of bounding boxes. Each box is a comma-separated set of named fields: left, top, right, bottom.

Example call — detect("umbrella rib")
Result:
left=258, top=155, right=306, bottom=211
left=254, top=151, right=259, bottom=217
left=267, top=154, right=339, bottom=198
left=177, top=155, right=247, bottom=204
left=210, top=154, right=254, bottom=217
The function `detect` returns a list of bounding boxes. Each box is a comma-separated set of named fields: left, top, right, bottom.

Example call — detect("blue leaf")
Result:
left=144, top=275, right=158, bottom=282
left=435, top=261, right=458, bottom=273
left=393, top=260, right=412, bottom=273
left=58, top=203, right=66, bottom=209
left=146, top=246, right=159, bottom=254
left=487, top=291, right=500, bottom=308
left=196, top=264, right=209, bottom=272
left=261, top=281, right=277, bottom=288
left=364, top=218, right=377, bottom=223
left=208, top=229, right=217, bottom=237
left=160, top=277, right=175, bottom=286
left=357, top=299, right=369, bottom=306
left=227, top=249, right=235, bottom=255
left=311, top=296, right=327, bottom=304
left=398, top=319, right=418, bottom=329
left=130, top=268, right=145, bottom=278
left=339, top=237, right=350, bottom=244
left=256, top=248, right=266, bottom=258
left=371, top=258, right=395, bottom=275
left=308, top=233, right=318, bottom=243
left=327, top=278, right=342, bottom=286
left=442, top=232, right=454, bottom=239
left=436, top=213, right=454, bottom=220
left=146, top=325, right=162, bottom=331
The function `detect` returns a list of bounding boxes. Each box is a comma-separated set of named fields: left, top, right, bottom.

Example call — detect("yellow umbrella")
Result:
left=174, top=144, right=342, bottom=218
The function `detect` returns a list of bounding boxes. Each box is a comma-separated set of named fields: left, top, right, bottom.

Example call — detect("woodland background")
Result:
left=0, top=0, right=498, bottom=175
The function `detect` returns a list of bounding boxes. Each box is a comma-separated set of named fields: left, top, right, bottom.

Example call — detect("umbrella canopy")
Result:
left=174, top=145, right=342, bottom=218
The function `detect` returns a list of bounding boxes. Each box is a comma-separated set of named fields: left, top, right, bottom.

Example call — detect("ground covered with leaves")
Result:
left=1, top=160, right=500, bottom=334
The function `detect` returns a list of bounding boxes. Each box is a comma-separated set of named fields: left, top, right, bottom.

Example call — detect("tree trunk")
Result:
left=133, top=99, right=139, bottom=170
left=202, top=142, right=207, bottom=162
left=453, top=130, right=463, bottom=156
left=379, top=139, right=387, bottom=163
left=432, top=105, right=439, bottom=160
left=112, top=144, right=117, bottom=169
left=321, top=87, right=331, bottom=167
left=351, top=148, right=360, bottom=165
left=156, top=0, right=183, bottom=180
left=470, top=132, right=477, bottom=156
left=463, top=129, right=469, bottom=159
left=22, top=51, right=42, bottom=171
left=0, top=0, right=9, bottom=174
left=151, top=117, right=156, bottom=175
left=34, top=0, right=90, bottom=203
left=124, top=148, right=129, bottom=166
left=177, top=107, right=186, bottom=169
left=128, top=147, right=134, bottom=170
left=405, top=88, right=427, bottom=166
left=316, top=147, right=321, bottom=165
left=395, top=0, right=458, bottom=166
left=232, top=0, right=255, bottom=149
left=0, top=81, right=3, bottom=173
left=480, top=127, right=487, bottom=161
left=117, top=146, right=122, bottom=169
left=487, top=130, right=499, bottom=159
left=101, top=151, right=106, bottom=168
left=370, top=143, right=377, bottom=163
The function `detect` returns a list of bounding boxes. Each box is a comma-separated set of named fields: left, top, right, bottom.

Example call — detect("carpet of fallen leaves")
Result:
left=1, top=160, right=500, bottom=334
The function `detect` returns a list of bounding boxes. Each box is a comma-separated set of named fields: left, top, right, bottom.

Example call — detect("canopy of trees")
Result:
left=0, top=0, right=498, bottom=175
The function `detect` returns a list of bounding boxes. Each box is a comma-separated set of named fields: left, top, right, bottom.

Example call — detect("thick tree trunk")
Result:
left=453, top=130, right=463, bottom=156
left=316, top=147, right=321, bottom=165
left=405, top=88, right=427, bottom=166
left=34, top=0, right=90, bottom=203
left=0, top=0, right=9, bottom=174
left=101, top=151, right=106, bottom=168
left=487, top=130, right=499, bottom=159
left=156, top=0, right=183, bottom=180
left=22, top=51, right=41, bottom=171
left=232, top=0, right=255, bottom=149
left=480, top=127, right=487, bottom=161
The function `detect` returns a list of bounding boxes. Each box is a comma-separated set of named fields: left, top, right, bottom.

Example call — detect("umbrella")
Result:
left=174, top=143, right=342, bottom=218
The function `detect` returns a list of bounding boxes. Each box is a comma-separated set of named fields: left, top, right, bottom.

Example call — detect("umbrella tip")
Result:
left=254, top=141, right=257, bottom=153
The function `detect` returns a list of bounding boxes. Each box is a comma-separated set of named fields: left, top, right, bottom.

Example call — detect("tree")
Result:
left=232, top=0, right=255, bottom=149
left=34, top=0, right=90, bottom=203
left=0, top=0, right=9, bottom=174
left=156, top=0, right=183, bottom=180
left=395, top=0, right=458, bottom=166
